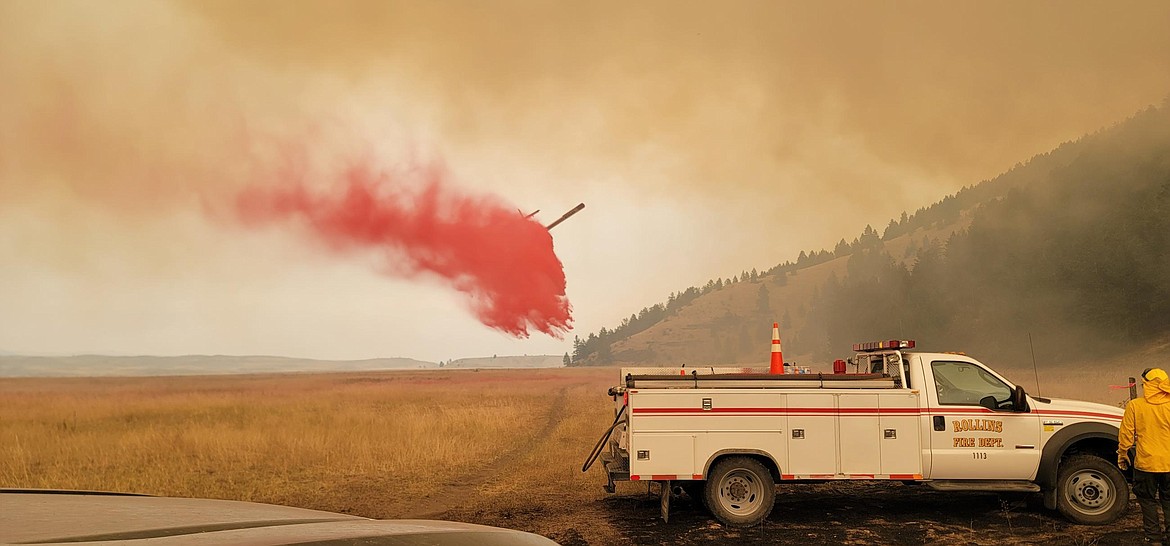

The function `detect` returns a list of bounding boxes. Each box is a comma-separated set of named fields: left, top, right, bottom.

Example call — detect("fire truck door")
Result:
left=926, top=360, right=1040, bottom=480
left=786, top=392, right=838, bottom=475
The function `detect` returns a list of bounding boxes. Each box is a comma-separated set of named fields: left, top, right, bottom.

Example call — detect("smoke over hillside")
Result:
left=579, top=104, right=1170, bottom=367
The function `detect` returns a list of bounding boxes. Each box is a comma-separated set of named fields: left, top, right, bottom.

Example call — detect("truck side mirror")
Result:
left=1012, top=385, right=1030, bottom=412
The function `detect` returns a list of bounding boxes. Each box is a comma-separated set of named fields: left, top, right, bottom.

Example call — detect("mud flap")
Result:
left=659, top=479, right=671, bottom=523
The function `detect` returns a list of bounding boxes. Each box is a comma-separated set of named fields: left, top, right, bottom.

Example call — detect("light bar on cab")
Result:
left=853, top=340, right=916, bottom=352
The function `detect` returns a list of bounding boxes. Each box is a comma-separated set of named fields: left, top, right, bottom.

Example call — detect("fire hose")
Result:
left=581, top=404, right=628, bottom=473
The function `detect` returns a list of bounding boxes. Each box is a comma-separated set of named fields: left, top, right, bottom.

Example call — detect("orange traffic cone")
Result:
left=769, top=322, right=785, bottom=374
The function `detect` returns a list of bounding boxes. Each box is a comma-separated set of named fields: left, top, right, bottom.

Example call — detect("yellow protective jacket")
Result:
left=1119, top=378, right=1170, bottom=472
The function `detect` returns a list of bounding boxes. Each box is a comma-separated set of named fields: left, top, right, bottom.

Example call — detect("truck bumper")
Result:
left=601, top=452, right=629, bottom=494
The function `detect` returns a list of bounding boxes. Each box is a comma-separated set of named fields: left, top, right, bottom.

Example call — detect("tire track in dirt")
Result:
left=402, top=386, right=569, bottom=518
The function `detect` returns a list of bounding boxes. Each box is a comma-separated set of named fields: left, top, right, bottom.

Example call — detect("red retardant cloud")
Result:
left=236, top=165, right=572, bottom=338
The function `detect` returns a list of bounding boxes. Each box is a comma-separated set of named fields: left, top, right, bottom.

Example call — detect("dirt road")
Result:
left=402, top=387, right=571, bottom=519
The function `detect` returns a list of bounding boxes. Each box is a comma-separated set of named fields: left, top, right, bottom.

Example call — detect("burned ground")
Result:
left=451, top=481, right=1146, bottom=545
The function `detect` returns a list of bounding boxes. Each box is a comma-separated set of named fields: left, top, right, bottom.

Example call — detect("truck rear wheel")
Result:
left=704, top=456, right=775, bottom=527
left=1056, top=454, right=1129, bottom=525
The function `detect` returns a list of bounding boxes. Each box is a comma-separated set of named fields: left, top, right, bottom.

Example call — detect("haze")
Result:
left=2, top=0, right=1168, bottom=362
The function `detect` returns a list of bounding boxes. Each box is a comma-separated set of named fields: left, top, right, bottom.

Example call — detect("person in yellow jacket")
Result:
left=1120, top=367, right=1170, bottom=545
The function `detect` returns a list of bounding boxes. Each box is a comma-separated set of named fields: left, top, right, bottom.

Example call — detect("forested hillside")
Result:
left=808, top=103, right=1170, bottom=363
left=573, top=100, right=1170, bottom=367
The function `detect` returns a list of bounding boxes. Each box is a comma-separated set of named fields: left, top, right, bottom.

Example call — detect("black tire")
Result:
left=1055, top=454, right=1129, bottom=525
left=703, top=456, right=775, bottom=528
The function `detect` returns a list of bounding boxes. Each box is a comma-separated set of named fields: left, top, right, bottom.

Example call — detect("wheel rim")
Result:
left=1064, top=469, right=1113, bottom=515
left=718, top=468, right=764, bottom=516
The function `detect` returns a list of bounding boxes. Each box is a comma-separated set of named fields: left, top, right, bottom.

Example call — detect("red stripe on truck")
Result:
left=631, top=407, right=920, bottom=415
left=781, top=473, right=922, bottom=481
left=632, top=407, right=785, bottom=414
left=1033, top=409, right=1123, bottom=421
left=631, top=406, right=1120, bottom=421
left=630, top=475, right=702, bottom=481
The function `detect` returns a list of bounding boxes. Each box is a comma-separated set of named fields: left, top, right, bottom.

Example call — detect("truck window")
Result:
left=866, top=354, right=910, bottom=388
left=930, top=361, right=1012, bottom=408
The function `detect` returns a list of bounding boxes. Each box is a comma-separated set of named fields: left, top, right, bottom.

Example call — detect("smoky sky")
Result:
left=184, top=0, right=1170, bottom=193
left=2, top=0, right=1168, bottom=359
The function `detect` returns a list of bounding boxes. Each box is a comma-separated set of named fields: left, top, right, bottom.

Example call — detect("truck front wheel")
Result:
left=704, top=456, right=775, bottom=527
left=1055, top=454, right=1129, bottom=525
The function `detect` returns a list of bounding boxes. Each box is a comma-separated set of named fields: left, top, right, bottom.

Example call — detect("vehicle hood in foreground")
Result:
left=0, top=490, right=559, bottom=545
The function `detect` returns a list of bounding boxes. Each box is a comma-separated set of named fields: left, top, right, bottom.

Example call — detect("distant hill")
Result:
left=573, top=100, right=1170, bottom=368
left=0, top=355, right=436, bottom=377
left=442, top=355, right=565, bottom=369
left=0, top=354, right=569, bottom=377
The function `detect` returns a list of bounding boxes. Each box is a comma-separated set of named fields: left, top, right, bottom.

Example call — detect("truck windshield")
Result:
left=930, top=361, right=1012, bottom=407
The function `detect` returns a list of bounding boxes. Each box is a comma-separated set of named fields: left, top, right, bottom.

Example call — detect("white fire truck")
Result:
left=583, top=340, right=1127, bottom=527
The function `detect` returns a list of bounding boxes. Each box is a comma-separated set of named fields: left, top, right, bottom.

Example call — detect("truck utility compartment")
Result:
left=625, top=372, right=896, bottom=389
left=624, top=388, right=923, bottom=479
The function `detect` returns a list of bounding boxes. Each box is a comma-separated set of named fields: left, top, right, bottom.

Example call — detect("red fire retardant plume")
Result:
left=236, top=165, right=572, bottom=338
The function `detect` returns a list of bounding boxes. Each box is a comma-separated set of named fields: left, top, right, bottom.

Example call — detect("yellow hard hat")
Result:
left=1143, top=368, right=1169, bottom=382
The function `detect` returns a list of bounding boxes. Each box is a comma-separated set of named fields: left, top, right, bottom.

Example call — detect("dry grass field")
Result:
left=0, top=364, right=1151, bottom=545
left=0, top=367, right=622, bottom=543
